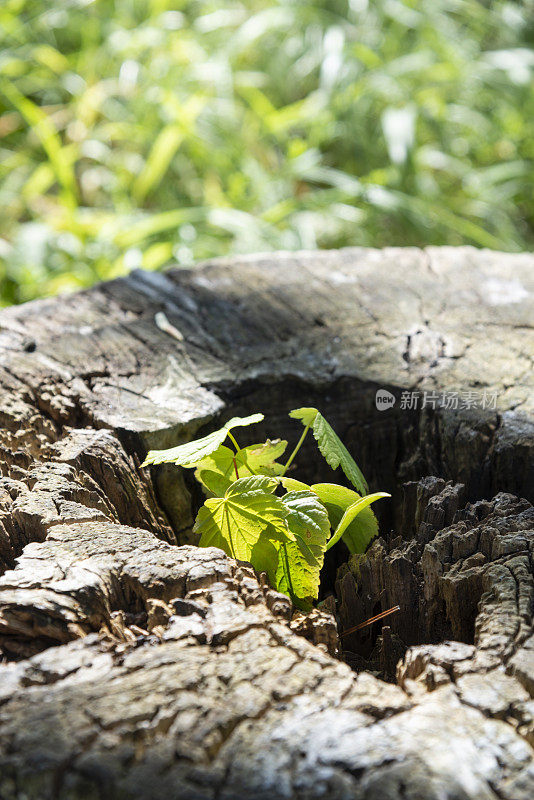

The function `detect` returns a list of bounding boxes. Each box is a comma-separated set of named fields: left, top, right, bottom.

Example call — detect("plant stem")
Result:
left=281, top=425, right=310, bottom=476
left=281, top=543, right=296, bottom=603
left=227, top=431, right=240, bottom=452
left=227, top=431, right=257, bottom=475
left=226, top=433, right=241, bottom=479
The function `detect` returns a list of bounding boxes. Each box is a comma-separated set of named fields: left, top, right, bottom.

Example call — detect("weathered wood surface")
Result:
left=0, top=246, right=532, bottom=799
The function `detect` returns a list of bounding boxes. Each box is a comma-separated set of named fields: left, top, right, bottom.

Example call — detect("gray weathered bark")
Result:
left=0, top=247, right=532, bottom=799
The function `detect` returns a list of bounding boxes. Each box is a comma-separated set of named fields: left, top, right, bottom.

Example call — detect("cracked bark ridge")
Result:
left=338, top=483, right=533, bottom=700
left=0, top=247, right=533, bottom=798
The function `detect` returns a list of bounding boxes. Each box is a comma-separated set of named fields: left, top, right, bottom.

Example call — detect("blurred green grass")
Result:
left=1, top=0, right=533, bottom=305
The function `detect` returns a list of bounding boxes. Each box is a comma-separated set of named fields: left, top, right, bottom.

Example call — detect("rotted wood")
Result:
left=0, top=247, right=532, bottom=799
left=338, top=481, right=533, bottom=688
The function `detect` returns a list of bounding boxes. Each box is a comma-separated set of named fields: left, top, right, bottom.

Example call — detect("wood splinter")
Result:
left=341, top=605, right=401, bottom=637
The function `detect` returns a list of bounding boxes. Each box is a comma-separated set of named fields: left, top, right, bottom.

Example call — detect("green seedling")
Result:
left=143, top=408, right=389, bottom=610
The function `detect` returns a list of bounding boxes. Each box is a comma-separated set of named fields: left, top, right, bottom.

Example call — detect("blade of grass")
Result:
left=0, top=77, right=78, bottom=208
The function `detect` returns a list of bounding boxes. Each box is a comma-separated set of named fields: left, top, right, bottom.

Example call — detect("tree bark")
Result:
left=0, top=246, right=532, bottom=799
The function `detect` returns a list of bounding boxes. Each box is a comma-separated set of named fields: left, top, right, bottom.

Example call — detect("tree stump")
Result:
left=0, top=246, right=532, bottom=799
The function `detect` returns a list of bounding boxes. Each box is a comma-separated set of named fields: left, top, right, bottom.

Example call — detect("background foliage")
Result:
left=1, top=0, right=533, bottom=305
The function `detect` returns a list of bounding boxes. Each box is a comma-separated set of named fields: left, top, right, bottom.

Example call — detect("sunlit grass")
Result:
left=1, top=0, right=533, bottom=305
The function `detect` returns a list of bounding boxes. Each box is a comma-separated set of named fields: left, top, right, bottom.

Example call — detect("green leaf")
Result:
left=310, top=483, right=379, bottom=554
left=280, top=480, right=381, bottom=555
left=249, top=537, right=280, bottom=587
left=276, top=490, right=331, bottom=609
left=141, top=413, right=264, bottom=467
left=279, top=477, right=310, bottom=492
left=289, top=407, right=318, bottom=427
left=326, top=492, right=390, bottom=551
left=197, top=469, right=232, bottom=497
left=193, top=475, right=293, bottom=561
left=225, top=475, right=278, bottom=495
left=283, top=490, right=331, bottom=541
left=193, top=444, right=240, bottom=487
left=290, top=407, right=368, bottom=494
left=243, top=439, right=287, bottom=475
left=194, top=439, right=287, bottom=490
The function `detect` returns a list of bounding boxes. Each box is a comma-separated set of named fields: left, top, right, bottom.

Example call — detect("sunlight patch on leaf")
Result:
left=141, top=413, right=264, bottom=467
left=193, top=475, right=293, bottom=561
left=280, top=477, right=310, bottom=492
left=194, top=439, right=286, bottom=491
